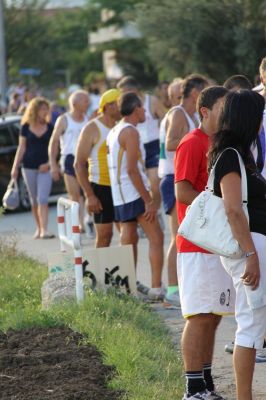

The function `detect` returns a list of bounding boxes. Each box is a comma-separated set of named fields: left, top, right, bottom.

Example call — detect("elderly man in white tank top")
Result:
left=49, top=90, right=90, bottom=231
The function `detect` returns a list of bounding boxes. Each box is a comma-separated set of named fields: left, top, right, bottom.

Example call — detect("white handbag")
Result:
left=178, top=148, right=248, bottom=259
left=2, top=179, right=20, bottom=210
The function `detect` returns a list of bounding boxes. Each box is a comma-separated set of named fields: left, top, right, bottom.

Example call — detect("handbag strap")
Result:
left=207, top=147, right=248, bottom=203
left=8, top=178, right=18, bottom=191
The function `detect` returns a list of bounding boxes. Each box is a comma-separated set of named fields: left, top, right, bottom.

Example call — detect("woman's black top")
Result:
left=213, top=148, right=266, bottom=236
left=21, top=123, right=53, bottom=169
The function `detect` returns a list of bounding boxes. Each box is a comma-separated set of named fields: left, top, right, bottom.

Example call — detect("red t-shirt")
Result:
left=174, top=128, right=210, bottom=253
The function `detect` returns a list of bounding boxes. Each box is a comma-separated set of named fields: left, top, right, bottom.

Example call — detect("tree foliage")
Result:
left=4, top=0, right=102, bottom=85
left=3, top=0, right=266, bottom=87
left=89, top=0, right=158, bottom=87
left=135, top=0, right=266, bottom=83
left=47, top=5, right=102, bottom=84
left=5, top=0, right=52, bottom=79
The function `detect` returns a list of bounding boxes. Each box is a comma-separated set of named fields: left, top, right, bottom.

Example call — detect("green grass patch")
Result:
left=0, top=243, right=184, bottom=399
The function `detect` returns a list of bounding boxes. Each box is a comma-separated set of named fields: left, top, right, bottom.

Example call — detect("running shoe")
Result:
left=256, top=347, right=266, bottom=363
left=182, top=390, right=210, bottom=399
left=207, top=390, right=226, bottom=399
left=224, top=341, right=234, bottom=354
left=84, top=214, right=95, bottom=239
left=147, top=286, right=166, bottom=301
left=86, top=220, right=95, bottom=239
left=163, top=291, right=181, bottom=309
left=137, top=224, right=146, bottom=239
left=136, top=281, right=150, bottom=295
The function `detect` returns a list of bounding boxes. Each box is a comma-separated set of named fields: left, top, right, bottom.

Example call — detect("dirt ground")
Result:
left=0, top=326, right=121, bottom=400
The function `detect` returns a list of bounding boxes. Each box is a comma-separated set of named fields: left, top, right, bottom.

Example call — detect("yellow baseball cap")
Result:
left=98, top=89, right=120, bottom=113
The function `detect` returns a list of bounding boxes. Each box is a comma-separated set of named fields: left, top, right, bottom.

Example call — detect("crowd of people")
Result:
left=6, top=56, right=266, bottom=399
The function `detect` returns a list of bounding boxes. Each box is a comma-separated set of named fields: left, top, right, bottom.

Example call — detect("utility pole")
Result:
left=0, top=0, right=7, bottom=103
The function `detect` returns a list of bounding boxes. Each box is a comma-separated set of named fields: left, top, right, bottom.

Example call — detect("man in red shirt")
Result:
left=175, top=86, right=234, bottom=400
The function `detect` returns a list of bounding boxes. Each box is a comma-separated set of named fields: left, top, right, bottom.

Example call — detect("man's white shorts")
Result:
left=221, top=232, right=266, bottom=350
left=177, top=252, right=235, bottom=318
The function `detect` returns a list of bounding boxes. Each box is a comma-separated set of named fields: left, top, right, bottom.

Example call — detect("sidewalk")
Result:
left=0, top=206, right=265, bottom=399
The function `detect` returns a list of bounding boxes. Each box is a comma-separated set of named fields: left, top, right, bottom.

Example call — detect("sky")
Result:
left=5, top=0, right=88, bottom=8
left=44, top=0, right=87, bottom=8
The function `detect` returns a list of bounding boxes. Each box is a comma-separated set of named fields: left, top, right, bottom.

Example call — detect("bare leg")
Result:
left=78, top=195, right=85, bottom=231
left=120, top=221, right=138, bottom=267
left=94, top=223, right=113, bottom=248
left=182, top=314, right=220, bottom=371
left=38, top=204, right=49, bottom=236
left=137, top=214, right=163, bottom=288
left=31, top=204, right=41, bottom=238
left=167, top=206, right=178, bottom=286
left=203, top=315, right=221, bottom=364
left=234, top=345, right=255, bottom=400
left=64, top=174, right=84, bottom=228
left=146, top=167, right=161, bottom=209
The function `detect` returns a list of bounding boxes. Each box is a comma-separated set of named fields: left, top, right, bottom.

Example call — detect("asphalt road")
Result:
left=0, top=205, right=265, bottom=399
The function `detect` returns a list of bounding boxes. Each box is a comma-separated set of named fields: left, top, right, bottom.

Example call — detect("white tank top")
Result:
left=88, top=118, right=111, bottom=186
left=60, top=113, right=88, bottom=156
left=107, top=120, right=149, bottom=206
left=158, top=105, right=199, bottom=178
left=137, top=94, right=160, bottom=144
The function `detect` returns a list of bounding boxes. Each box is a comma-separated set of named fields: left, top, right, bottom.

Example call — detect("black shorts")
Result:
left=63, top=154, right=76, bottom=177
left=91, top=182, right=114, bottom=224
left=144, top=139, right=160, bottom=169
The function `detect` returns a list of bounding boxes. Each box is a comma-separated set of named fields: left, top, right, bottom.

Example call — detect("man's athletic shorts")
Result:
left=91, top=183, right=114, bottom=224
left=114, top=197, right=145, bottom=222
left=159, top=174, right=175, bottom=215
left=62, top=154, right=76, bottom=177
left=221, top=232, right=266, bottom=350
left=177, top=252, right=235, bottom=318
left=144, top=139, right=160, bottom=169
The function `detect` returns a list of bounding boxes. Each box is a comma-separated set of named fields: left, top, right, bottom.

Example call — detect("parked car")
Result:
left=0, top=114, right=66, bottom=211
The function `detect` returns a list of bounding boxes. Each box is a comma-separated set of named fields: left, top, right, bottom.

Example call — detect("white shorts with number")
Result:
left=177, top=252, right=235, bottom=318
left=221, top=232, right=266, bottom=349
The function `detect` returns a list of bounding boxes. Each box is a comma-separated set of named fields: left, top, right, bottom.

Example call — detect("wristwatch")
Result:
left=245, top=251, right=256, bottom=258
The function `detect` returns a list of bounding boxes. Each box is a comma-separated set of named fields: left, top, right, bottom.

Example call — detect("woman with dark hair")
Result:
left=208, top=89, right=266, bottom=400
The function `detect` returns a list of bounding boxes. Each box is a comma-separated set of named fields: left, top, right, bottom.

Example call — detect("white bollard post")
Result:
left=57, top=197, right=84, bottom=303
left=71, top=201, right=84, bottom=303
left=57, top=201, right=66, bottom=253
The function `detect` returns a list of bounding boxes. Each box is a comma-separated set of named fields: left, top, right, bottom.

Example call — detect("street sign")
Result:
left=19, top=68, right=41, bottom=76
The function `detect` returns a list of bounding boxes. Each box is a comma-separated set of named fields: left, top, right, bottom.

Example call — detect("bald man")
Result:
left=49, top=90, right=90, bottom=230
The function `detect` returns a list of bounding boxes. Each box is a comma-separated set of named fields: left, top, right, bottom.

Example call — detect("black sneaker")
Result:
left=207, top=390, right=226, bottom=399
left=136, top=281, right=150, bottom=295
left=87, top=221, right=95, bottom=239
